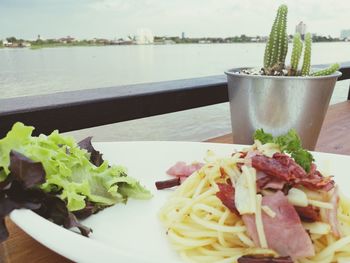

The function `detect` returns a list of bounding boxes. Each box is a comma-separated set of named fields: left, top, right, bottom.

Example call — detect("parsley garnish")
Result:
left=253, top=129, right=273, bottom=144
left=253, top=129, right=314, bottom=172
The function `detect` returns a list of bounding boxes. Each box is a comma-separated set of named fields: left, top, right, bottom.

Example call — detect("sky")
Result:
left=0, top=0, right=349, bottom=40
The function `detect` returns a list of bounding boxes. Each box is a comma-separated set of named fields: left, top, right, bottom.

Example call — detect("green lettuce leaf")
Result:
left=0, top=122, right=152, bottom=212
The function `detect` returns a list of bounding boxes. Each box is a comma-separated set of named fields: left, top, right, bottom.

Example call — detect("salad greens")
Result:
left=253, top=129, right=314, bottom=172
left=0, top=122, right=152, bottom=242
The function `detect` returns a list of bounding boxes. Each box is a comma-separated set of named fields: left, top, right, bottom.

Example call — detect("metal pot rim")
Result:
left=225, top=67, right=342, bottom=80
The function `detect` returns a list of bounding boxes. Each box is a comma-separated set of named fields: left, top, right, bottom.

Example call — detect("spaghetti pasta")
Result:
left=159, top=142, right=350, bottom=263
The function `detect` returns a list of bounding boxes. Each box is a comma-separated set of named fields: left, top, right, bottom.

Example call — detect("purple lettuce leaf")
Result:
left=31, top=190, right=91, bottom=237
left=0, top=190, right=41, bottom=242
left=0, top=219, right=8, bottom=242
left=78, top=136, right=104, bottom=166
left=73, top=201, right=106, bottom=220
left=9, top=150, right=46, bottom=188
left=0, top=151, right=92, bottom=243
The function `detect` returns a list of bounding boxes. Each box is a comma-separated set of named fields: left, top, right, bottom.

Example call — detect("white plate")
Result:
left=10, top=141, right=350, bottom=263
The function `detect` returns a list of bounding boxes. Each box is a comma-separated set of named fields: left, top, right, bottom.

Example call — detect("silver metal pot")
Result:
left=225, top=68, right=342, bottom=150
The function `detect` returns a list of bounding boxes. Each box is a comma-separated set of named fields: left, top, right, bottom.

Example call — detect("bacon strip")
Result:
left=256, top=171, right=285, bottom=190
left=295, top=205, right=320, bottom=222
left=215, top=183, right=238, bottom=215
left=155, top=178, right=181, bottom=190
left=299, top=170, right=335, bottom=191
left=238, top=255, right=293, bottom=263
left=251, top=153, right=334, bottom=191
left=166, top=161, right=204, bottom=177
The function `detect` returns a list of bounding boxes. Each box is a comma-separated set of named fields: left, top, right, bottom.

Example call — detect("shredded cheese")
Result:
left=303, top=222, right=331, bottom=235
left=255, top=194, right=268, bottom=248
left=246, top=166, right=257, bottom=213
left=256, top=141, right=281, bottom=157
left=235, top=166, right=257, bottom=214
left=308, top=199, right=333, bottom=209
left=262, top=205, right=276, bottom=218
left=287, top=188, right=308, bottom=207
left=221, top=163, right=237, bottom=180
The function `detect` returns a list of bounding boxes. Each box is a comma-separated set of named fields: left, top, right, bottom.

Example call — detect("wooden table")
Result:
left=1, top=101, right=350, bottom=263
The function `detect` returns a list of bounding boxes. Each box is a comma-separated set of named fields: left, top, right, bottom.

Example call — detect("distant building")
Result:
left=340, top=29, right=350, bottom=40
left=59, top=36, right=75, bottom=44
left=21, top=42, right=31, bottom=47
left=110, top=38, right=133, bottom=45
left=164, top=39, right=176, bottom=45
left=2, top=39, right=30, bottom=48
left=295, top=21, right=307, bottom=37
left=198, top=40, right=211, bottom=44
left=135, top=28, right=154, bottom=44
left=251, top=37, right=261, bottom=42
left=181, top=32, right=185, bottom=39
left=93, top=38, right=110, bottom=45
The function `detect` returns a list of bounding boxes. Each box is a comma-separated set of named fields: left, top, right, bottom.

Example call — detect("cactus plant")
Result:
left=311, top=63, right=340, bottom=76
left=260, top=4, right=339, bottom=77
left=301, top=33, right=312, bottom=76
left=263, top=4, right=288, bottom=72
left=289, top=33, right=303, bottom=76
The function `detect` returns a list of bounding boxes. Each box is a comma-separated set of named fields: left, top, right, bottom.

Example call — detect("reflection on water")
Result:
left=0, top=43, right=349, bottom=141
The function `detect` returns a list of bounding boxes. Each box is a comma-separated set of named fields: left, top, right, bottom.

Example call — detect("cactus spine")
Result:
left=301, top=33, right=312, bottom=76
left=263, top=5, right=288, bottom=72
left=311, top=63, right=340, bottom=76
left=289, top=33, right=303, bottom=76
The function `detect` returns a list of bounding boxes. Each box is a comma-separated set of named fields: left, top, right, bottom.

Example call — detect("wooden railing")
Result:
left=1, top=62, right=350, bottom=138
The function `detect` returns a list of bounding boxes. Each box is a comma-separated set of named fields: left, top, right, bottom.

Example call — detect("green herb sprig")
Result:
left=253, top=129, right=314, bottom=172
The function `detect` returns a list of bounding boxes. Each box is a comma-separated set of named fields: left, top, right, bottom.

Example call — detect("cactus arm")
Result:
left=301, top=33, right=312, bottom=76
left=263, top=38, right=272, bottom=69
left=282, top=33, right=288, bottom=65
left=277, top=9, right=288, bottom=66
left=289, top=33, right=303, bottom=75
left=311, top=63, right=340, bottom=76
left=263, top=16, right=277, bottom=69
left=263, top=5, right=288, bottom=71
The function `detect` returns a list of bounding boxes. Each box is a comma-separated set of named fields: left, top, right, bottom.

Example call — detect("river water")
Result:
left=1, top=43, right=349, bottom=141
